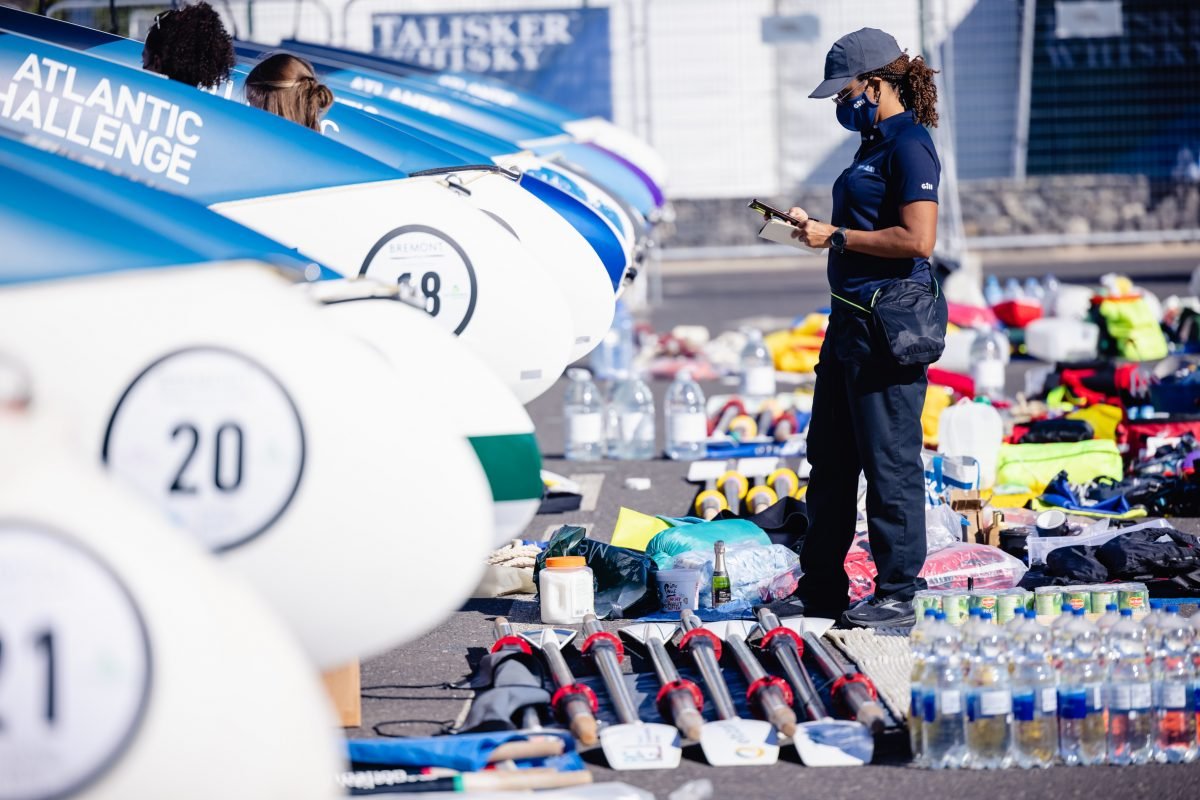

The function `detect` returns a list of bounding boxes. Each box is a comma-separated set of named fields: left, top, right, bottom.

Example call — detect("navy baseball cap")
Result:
left=809, top=28, right=903, bottom=98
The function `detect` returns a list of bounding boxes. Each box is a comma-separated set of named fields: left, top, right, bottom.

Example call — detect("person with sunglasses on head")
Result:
left=786, top=28, right=946, bottom=629
left=142, top=2, right=235, bottom=89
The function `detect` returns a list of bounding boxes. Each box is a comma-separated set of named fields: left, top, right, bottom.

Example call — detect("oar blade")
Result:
left=698, top=719, right=779, bottom=766
left=620, top=622, right=679, bottom=645
left=701, top=619, right=756, bottom=640
left=599, top=722, right=682, bottom=771
left=518, top=627, right=577, bottom=650
left=792, top=720, right=874, bottom=767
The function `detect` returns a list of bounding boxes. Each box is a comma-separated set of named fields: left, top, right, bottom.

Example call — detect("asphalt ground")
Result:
left=349, top=249, right=1200, bottom=798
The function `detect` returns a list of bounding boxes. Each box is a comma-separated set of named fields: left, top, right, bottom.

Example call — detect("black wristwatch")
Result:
left=830, top=227, right=849, bottom=253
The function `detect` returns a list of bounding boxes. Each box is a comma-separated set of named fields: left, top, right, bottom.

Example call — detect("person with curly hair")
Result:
left=245, top=53, right=334, bottom=132
left=785, top=29, right=945, bottom=629
left=142, top=2, right=235, bottom=89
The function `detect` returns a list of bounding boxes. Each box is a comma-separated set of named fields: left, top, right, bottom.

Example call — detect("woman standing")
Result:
left=788, top=28, right=946, bottom=628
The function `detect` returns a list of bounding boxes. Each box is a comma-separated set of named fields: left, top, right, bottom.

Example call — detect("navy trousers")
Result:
left=799, top=303, right=929, bottom=613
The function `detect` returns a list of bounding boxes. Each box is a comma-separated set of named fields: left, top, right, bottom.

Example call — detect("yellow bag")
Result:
left=765, top=314, right=827, bottom=375
left=1067, top=403, right=1122, bottom=441
left=922, top=386, right=954, bottom=448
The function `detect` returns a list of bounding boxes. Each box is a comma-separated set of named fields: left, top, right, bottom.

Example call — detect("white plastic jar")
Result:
left=539, top=556, right=595, bottom=624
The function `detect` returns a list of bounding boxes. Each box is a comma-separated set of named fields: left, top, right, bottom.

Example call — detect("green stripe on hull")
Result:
left=469, top=433, right=543, bottom=502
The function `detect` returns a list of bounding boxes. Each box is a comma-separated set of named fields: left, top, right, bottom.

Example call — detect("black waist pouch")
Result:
left=869, top=278, right=948, bottom=366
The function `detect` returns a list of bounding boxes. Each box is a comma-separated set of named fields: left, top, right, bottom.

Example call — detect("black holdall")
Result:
left=835, top=278, right=948, bottom=366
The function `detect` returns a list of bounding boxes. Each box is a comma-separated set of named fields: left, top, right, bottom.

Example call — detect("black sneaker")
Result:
left=840, top=596, right=916, bottom=629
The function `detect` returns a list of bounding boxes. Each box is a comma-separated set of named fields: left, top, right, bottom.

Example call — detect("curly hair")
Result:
left=861, top=53, right=939, bottom=128
left=142, top=2, right=235, bottom=89
left=245, top=54, right=334, bottom=132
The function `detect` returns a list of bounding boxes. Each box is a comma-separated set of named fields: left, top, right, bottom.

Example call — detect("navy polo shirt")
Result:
left=828, top=109, right=941, bottom=303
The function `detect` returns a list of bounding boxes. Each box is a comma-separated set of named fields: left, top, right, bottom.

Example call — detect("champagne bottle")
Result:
left=712, top=540, right=732, bottom=607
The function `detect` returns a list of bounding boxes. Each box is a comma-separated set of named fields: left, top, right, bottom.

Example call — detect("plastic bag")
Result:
left=535, top=526, right=658, bottom=619
left=672, top=542, right=798, bottom=607
left=645, top=516, right=771, bottom=570
left=759, top=563, right=804, bottom=603
left=925, top=503, right=964, bottom=554
left=845, top=541, right=1027, bottom=603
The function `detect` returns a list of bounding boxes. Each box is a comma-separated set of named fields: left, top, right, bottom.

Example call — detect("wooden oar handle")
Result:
left=466, top=767, right=593, bottom=792
left=550, top=683, right=599, bottom=746
left=486, top=737, right=566, bottom=763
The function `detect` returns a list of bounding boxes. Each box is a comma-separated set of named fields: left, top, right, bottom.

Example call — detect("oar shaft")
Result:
left=582, top=616, right=639, bottom=725
left=803, top=631, right=886, bottom=734
left=539, top=637, right=576, bottom=688
left=729, top=633, right=797, bottom=736
left=494, top=617, right=516, bottom=640
left=646, top=635, right=682, bottom=685
left=680, top=610, right=738, bottom=720
left=538, top=635, right=599, bottom=744
left=726, top=634, right=767, bottom=681
left=493, top=618, right=545, bottom=731
left=644, top=631, right=704, bottom=741
left=756, top=609, right=825, bottom=722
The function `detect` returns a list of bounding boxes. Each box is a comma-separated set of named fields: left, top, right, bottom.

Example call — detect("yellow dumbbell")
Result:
left=768, top=467, right=801, bottom=500
left=687, top=460, right=737, bottom=520
left=693, top=488, right=728, bottom=520
left=745, top=483, right=778, bottom=515
left=717, top=470, right=749, bottom=515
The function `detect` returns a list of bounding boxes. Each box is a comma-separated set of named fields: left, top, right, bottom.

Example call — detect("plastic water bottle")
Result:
left=1004, top=277, right=1024, bottom=301
left=1043, top=274, right=1060, bottom=316
left=607, top=372, right=655, bottom=461
left=968, top=326, right=1008, bottom=401
left=962, top=607, right=987, bottom=651
left=923, top=611, right=968, bottom=769
left=1049, top=606, right=1076, bottom=667
left=1013, top=608, right=1052, bottom=656
left=1012, top=620, right=1058, bottom=768
left=910, top=609, right=939, bottom=766
left=1005, top=608, right=1028, bottom=645
left=590, top=301, right=634, bottom=382
left=1068, top=607, right=1104, bottom=663
left=1107, top=608, right=1155, bottom=765
left=1024, top=277, right=1045, bottom=306
left=984, top=275, right=1004, bottom=307
left=1153, top=605, right=1198, bottom=763
left=664, top=368, right=707, bottom=461
left=613, top=300, right=635, bottom=376
left=1097, top=603, right=1122, bottom=636
left=1144, top=599, right=1167, bottom=649
left=739, top=328, right=775, bottom=403
left=965, top=612, right=1014, bottom=769
left=563, top=368, right=605, bottom=461
left=1058, top=610, right=1107, bottom=765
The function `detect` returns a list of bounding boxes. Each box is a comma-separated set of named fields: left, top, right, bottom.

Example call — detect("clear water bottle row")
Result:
left=566, top=328, right=778, bottom=462
left=911, top=602, right=1200, bottom=769
left=983, top=274, right=1060, bottom=309
left=564, top=367, right=709, bottom=461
